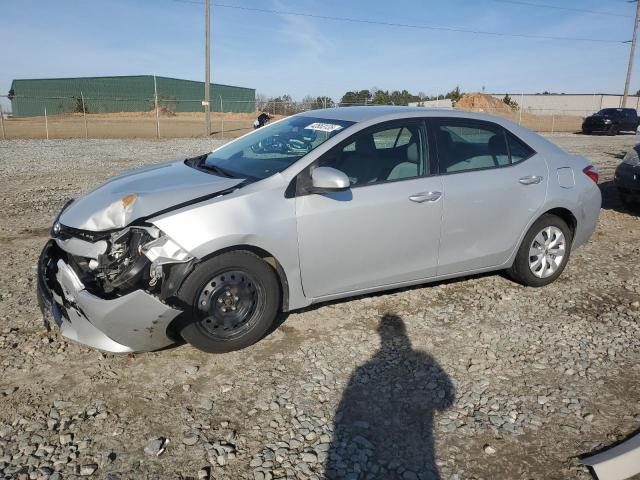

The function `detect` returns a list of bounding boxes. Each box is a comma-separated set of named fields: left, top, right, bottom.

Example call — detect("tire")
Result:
left=176, top=251, right=280, bottom=353
left=582, top=129, right=591, bottom=135
left=507, top=214, right=573, bottom=287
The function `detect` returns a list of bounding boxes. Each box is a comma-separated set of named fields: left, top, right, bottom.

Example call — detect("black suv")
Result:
left=582, top=108, right=639, bottom=135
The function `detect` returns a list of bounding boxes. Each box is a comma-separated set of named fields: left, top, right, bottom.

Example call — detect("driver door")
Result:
left=295, top=120, right=444, bottom=299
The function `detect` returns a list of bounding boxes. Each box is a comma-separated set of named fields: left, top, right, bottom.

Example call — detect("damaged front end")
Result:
left=37, top=221, right=193, bottom=353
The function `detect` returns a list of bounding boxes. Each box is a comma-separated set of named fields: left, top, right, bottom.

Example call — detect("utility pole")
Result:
left=623, top=0, right=640, bottom=107
left=204, top=0, right=211, bottom=135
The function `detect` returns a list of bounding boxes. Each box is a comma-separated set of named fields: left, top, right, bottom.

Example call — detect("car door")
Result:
left=624, top=109, right=637, bottom=131
left=295, top=120, right=444, bottom=298
left=432, top=118, right=548, bottom=276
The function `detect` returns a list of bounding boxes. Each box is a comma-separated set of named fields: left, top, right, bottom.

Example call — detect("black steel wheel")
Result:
left=177, top=251, right=280, bottom=353
left=196, top=270, right=261, bottom=341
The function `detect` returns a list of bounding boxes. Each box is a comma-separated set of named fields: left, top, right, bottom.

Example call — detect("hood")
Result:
left=59, top=159, right=245, bottom=231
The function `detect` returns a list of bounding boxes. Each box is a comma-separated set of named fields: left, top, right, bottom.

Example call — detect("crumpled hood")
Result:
left=59, top=159, right=245, bottom=231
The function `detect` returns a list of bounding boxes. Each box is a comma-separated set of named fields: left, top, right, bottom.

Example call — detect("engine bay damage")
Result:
left=38, top=222, right=196, bottom=352
left=53, top=223, right=193, bottom=299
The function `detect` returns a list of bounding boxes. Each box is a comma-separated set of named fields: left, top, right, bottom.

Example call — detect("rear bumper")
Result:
left=37, top=240, right=182, bottom=353
left=573, top=184, right=602, bottom=249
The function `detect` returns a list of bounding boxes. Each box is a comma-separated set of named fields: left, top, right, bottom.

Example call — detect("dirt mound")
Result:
left=457, top=93, right=513, bottom=112
left=146, top=106, right=177, bottom=117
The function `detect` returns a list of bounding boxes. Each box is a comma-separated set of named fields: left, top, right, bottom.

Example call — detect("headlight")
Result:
left=141, top=234, right=192, bottom=265
left=622, top=149, right=640, bottom=167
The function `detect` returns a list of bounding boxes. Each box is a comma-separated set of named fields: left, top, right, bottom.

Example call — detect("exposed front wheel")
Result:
left=507, top=214, right=573, bottom=287
left=177, top=251, right=280, bottom=353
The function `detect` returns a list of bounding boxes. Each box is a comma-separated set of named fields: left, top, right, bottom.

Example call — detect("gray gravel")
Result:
left=0, top=133, right=639, bottom=479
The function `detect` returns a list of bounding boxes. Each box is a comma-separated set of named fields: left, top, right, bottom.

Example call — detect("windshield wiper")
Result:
left=199, top=162, right=238, bottom=178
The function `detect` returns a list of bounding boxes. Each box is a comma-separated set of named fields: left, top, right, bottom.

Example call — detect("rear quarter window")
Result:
left=506, top=132, right=535, bottom=163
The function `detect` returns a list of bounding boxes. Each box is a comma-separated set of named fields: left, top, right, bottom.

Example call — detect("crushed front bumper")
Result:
left=37, top=240, right=182, bottom=353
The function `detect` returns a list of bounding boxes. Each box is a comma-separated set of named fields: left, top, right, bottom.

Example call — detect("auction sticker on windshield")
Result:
left=304, top=122, right=344, bottom=133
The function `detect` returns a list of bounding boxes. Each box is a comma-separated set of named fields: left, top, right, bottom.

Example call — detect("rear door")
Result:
left=431, top=118, right=548, bottom=275
left=295, top=119, right=444, bottom=298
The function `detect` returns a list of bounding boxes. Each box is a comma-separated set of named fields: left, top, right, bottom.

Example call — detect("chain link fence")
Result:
left=0, top=94, right=628, bottom=140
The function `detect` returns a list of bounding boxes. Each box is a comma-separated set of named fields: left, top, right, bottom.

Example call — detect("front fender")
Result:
left=149, top=180, right=311, bottom=311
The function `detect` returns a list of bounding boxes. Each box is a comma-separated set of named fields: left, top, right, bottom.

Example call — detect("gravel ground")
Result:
left=0, top=134, right=639, bottom=480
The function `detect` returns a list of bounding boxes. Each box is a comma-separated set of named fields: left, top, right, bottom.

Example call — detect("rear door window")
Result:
left=434, top=120, right=509, bottom=173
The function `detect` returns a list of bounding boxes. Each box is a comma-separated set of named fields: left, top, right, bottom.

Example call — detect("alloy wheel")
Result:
left=528, top=226, right=566, bottom=279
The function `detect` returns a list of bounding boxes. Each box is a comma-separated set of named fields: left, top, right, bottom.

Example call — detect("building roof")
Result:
left=10, top=75, right=254, bottom=91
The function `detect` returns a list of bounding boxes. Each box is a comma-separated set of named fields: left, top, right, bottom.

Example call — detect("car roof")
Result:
left=297, top=105, right=523, bottom=124
left=297, top=106, right=566, bottom=155
left=298, top=106, right=432, bottom=122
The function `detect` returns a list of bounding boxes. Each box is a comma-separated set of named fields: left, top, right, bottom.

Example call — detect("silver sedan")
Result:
left=37, top=107, right=601, bottom=353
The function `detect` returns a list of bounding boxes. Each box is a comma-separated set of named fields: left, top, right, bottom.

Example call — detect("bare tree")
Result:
left=255, top=93, right=269, bottom=112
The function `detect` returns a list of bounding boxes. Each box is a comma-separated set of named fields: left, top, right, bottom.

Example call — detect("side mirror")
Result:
left=311, top=167, right=350, bottom=192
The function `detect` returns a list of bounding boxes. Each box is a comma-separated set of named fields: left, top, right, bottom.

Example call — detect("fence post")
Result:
left=518, top=93, right=524, bottom=125
left=551, top=115, right=555, bottom=133
left=44, top=107, right=49, bottom=140
left=153, top=74, right=160, bottom=139
left=81, top=91, right=88, bottom=139
left=220, top=96, right=224, bottom=139
left=0, top=106, right=5, bottom=140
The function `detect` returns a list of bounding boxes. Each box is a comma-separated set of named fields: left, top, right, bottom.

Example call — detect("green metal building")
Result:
left=8, top=75, right=255, bottom=116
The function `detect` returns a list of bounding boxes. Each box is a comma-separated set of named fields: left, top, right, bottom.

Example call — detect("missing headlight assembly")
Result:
left=53, top=224, right=193, bottom=298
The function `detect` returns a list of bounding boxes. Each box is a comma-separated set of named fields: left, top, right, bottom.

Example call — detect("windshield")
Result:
left=595, top=108, right=621, bottom=116
left=203, top=116, right=354, bottom=179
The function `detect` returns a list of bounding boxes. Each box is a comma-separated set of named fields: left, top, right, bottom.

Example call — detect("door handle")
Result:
left=519, top=175, right=543, bottom=185
left=409, top=191, right=442, bottom=203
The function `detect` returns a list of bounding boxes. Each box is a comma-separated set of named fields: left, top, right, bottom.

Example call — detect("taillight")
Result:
left=583, top=165, right=599, bottom=184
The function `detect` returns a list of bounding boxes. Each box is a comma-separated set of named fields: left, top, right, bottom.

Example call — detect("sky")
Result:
left=0, top=0, right=638, bottom=110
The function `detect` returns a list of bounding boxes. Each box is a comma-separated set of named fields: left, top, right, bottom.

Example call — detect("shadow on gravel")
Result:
left=599, top=180, right=640, bottom=218
left=325, top=314, right=455, bottom=480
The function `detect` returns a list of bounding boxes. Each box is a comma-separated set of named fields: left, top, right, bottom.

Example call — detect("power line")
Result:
left=171, top=1, right=628, bottom=44
left=489, top=0, right=633, bottom=18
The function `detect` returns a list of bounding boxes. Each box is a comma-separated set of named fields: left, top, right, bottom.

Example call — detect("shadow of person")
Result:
left=325, top=314, right=455, bottom=480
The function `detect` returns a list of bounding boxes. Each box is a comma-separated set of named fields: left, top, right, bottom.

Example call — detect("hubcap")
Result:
left=196, top=270, right=260, bottom=339
left=528, top=226, right=566, bottom=279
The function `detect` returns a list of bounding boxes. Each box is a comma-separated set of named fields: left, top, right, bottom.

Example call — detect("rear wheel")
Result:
left=507, top=214, right=572, bottom=287
left=177, top=251, right=280, bottom=353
